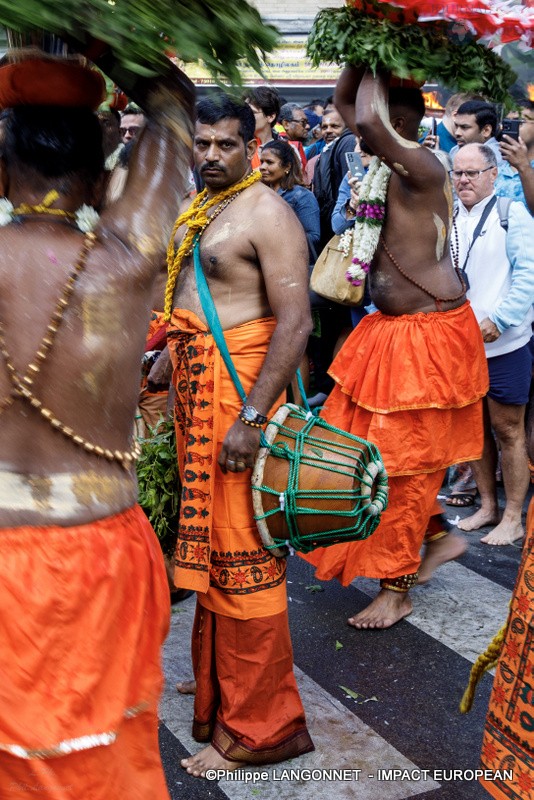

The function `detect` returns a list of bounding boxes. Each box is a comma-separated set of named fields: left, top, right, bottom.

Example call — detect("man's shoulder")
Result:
left=244, top=181, right=299, bottom=223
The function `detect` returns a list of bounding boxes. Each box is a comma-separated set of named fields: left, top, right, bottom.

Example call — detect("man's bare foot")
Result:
left=418, top=533, right=467, bottom=585
left=457, top=507, right=500, bottom=532
left=181, top=744, right=246, bottom=778
left=480, top=519, right=524, bottom=546
left=176, top=679, right=196, bottom=694
left=348, top=589, right=412, bottom=630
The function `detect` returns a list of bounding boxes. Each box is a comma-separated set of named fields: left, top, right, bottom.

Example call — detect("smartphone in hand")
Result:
left=345, top=151, right=365, bottom=179
left=501, top=119, right=522, bottom=142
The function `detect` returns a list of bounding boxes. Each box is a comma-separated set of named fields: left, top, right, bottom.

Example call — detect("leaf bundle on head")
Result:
left=307, top=7, right=516, bottom=106
left=0, top=0, right=279, bottom=84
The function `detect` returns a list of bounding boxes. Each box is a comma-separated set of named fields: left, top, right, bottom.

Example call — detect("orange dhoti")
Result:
left=167, top=310, right=313, bottom=763
left=0, top=505, right=170, bottom=800
left=479, top=502, right=534, bottom=800
left=302, top=302, right=489, bottom=585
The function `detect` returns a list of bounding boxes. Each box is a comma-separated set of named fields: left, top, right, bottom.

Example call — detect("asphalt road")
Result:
left=158, top=488, right=528, bottom=800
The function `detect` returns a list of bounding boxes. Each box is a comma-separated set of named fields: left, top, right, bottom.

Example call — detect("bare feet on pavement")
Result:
left=181, top=745, right=246, bottom=778
left=457, top=507, right=500, bottom=532
left=480, top=519, right=524, bottom=546
left=348, top=589, right=412, bottom=630
left=417, top=533, right=467, bottom=585
left=176, top=679, right=196, bottom=694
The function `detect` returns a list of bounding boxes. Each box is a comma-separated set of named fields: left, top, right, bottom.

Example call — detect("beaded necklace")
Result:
left=0, top=217, right=140, bottom=469
left=164, top=170, right=262, bottom=321
left=379, top=234, right=466, bottom=311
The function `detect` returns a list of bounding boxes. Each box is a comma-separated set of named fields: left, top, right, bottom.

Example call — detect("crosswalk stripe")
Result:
left=161, top=596, right=440, bottom=799
left=352, top=559, right=511, bottom=664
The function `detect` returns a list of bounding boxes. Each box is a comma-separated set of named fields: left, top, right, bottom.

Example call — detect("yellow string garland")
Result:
left=459, top=622, right=507, bottom=714
left=164, top=171, right=261, bottom=321
left=13, top=189, right=75, bottom=220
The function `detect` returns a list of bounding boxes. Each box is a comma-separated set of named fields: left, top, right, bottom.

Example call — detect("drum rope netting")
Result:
left=252, top=405, right=388, bottom=554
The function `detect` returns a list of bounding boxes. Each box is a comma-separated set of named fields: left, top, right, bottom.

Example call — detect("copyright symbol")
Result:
left=205, top=770, right=217, bottom=781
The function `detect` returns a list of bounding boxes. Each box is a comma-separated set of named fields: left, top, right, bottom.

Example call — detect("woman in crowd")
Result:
left=260, top=139, right=320, bottom=259
left=260, top=139, right=320, bottom=402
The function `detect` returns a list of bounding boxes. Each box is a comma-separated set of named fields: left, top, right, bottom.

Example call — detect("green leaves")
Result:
left=0, top=0, right=279, bottom=84
left=307, top=7, right=516, bottom=106
left=136, top=418, right=181, bottom=557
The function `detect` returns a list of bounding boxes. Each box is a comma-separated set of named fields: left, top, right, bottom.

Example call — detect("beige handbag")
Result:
left=310, top=233, right=365, bottom=306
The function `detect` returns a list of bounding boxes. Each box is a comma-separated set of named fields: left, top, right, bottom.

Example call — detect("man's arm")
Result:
left=355, top=69, right=443, bottom=189
left=218, top=197, right=313, bottom=472
left=334, top=65, right=366, bottom=133
left=500, top=135, right=534, bottom=215
left=95, top=50, right=195, bottom=258
left=489, top=202, right=534, bottom=332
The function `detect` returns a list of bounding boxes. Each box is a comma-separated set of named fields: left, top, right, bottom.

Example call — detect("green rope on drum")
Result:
left=252, top=406, right=389, bottom=554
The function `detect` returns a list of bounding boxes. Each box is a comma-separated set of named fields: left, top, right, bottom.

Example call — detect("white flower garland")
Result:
left=0, top=197, right=99, bottom=233
left=346, top=157, right=391, bottom=286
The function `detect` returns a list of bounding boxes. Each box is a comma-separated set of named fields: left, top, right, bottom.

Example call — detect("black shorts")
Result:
left=487, top=342, right=533, bottom=405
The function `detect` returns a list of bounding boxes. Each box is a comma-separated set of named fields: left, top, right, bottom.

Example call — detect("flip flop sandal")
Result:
left=445, top=492, right=477, bottom=508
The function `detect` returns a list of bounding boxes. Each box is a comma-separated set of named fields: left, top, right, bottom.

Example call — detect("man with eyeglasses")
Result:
left=452, top=143, right=534, bottom=546
left=120, top=104, right=146, bottom=143
left=278, top=102, right=309, bottom=168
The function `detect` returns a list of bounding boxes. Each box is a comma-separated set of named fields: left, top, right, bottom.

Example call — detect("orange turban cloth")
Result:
left=0, top=57, right=106, bottom=111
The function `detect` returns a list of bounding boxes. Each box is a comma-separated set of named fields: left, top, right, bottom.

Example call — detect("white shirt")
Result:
left=453, top=194, right=534, bottom=357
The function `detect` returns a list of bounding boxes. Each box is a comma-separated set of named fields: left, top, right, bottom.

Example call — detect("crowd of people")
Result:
left=0, top=40, right=532, bottom=800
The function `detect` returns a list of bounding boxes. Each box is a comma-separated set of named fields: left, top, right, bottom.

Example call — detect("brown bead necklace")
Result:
left=0, top=228, right=140, bottom=469
left=379, top=234, right=466, bottom=311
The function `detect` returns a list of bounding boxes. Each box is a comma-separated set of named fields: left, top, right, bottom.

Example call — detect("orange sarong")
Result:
left=0, top=505, right=170, bottom=800
left=167, top=310, right=314, bottom=761
left=302, top=302, right=488, bottom=583
left=167, top=309, right=288, bottom=620
left=479, top=502, right=534, bottom=800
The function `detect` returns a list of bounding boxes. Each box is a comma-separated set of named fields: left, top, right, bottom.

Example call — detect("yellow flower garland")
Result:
left=164, top=171, right=262, bottom=321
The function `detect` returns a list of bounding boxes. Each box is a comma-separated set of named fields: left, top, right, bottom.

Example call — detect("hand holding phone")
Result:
left=501, top=118, right=522, bottom=142
left=345, top=151, right=365, bottom=179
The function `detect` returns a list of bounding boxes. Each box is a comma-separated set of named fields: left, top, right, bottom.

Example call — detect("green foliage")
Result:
left=136, top=418, right=181, bottom=557
left=0, top=0, right=279, bottom=84
left=307, top=7, right=516, bottom=106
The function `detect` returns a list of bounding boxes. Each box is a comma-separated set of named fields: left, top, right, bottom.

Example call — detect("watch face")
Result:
left=242, top=406, right=256, bottom=422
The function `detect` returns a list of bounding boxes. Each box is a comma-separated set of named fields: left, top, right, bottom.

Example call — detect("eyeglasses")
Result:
left=290, top=118, right=308, bottom=127
left=449, top=167, right=493, bottom=181
left=120, top=126, right=140, bottom=136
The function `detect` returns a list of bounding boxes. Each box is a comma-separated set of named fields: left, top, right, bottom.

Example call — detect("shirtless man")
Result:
left=0, top=49, right=193, bottom=798
left=302, top=67, right=488, bottom=629
left=165, top=95, right=314, bottom=777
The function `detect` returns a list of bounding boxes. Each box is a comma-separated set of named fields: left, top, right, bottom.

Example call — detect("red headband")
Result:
left=0, top=58, right=106, bottom=111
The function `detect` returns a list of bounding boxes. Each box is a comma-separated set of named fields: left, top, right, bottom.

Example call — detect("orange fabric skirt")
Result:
left=301, top=302, right=487, bottom=584
left=168, top=310, right=287, bottom=620
left=190, top=604, right=314, bottom=763
left=324, top=301, right=488, bottom=476
left=479, top=502, right=534, bottom=800
left=303, top=469, right=447, bottom=583
left=0, top=505, right=170, bottom=799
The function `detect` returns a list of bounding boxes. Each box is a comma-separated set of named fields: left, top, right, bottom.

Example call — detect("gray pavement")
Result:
left=159, top=487, right=529, bottom=799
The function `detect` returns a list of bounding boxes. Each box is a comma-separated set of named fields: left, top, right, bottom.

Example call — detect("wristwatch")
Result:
left=238, top=404, right=268, bottom=428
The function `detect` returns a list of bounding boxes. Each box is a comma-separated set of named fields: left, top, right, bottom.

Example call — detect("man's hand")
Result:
left=218, top=420, right=262, bottom=474
left=347, top=175, right=361, bottom=214
left=147, top=345, right=173, bottom=391
left=422, top=134, right=439, bottom=151
left=499, top=135, right=530, bottom=171
left=479, top=317, right=500, bottom=343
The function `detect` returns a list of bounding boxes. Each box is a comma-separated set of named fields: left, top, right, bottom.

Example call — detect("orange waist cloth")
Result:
left=479, top=501, right=534, bottom=800
left=0, top=505, right=169, bottom=758
left=167, top=309, right=287, bottom=619
left=190, top=605, right=314, bottom=763
left=323, top=301, right=488, bottom=476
